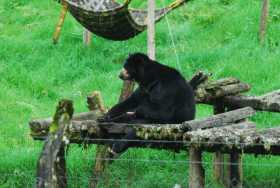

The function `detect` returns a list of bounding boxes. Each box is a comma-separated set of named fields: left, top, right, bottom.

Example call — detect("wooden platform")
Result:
left=30, top=76, right=280, bottom=188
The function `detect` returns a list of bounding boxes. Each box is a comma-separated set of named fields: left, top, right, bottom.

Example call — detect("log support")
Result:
left=229, top=151, right=243, bottom=188
left=88, top=92, right=109, bottom=188
left=90, top=145, right=110, bottom=188
left=189, top=147, right=205, bottom=188
left=36, top=99, right=73, bottom=188
left=213, top=101, right=226, bottom=185
left=90, top=82, right=135, bottom=187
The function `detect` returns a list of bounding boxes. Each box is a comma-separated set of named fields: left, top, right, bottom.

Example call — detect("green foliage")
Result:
left=0, top=0, right=280, bottom=187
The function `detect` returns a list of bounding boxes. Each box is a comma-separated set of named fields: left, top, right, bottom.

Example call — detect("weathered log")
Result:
left=30, top=111, right=99, bottom=136
left=189, top=147, right=205, bottom=188
left=180, top=107, right=255, bottom=131
left=195, top=78, right=250, bottom=103
left=183, top=124, right=280, bottom=155
left=32, top=120, right=255, bottom=148
left=223, top=90, right=280, bottom=112
left=30, top=107, right=256, bottom=143
left=36, top=99, right=73, bottom=188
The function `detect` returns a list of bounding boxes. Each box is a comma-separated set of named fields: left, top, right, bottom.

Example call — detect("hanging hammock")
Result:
left=61, top=0, right=187, bottom=41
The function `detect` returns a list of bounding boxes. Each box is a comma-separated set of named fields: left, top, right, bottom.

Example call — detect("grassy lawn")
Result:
left=0, top=0, right=280, bottom=187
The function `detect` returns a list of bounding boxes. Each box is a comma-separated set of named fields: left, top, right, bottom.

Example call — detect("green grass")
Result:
left=0, top=0, right=280, bottom=187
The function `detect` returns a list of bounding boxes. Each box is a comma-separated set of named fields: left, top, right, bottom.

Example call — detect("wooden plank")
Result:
left=147, top=0, right=156, bottom=60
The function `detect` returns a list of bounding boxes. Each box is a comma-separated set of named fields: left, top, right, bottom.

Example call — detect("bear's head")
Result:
left=119, top=53, right=151, bottom=83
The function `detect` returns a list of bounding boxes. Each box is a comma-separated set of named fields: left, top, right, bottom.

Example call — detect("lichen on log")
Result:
left=195, top=77, right=250, bottom=103
left=223, top=90, right=280, bottom=112
left=180, top=107, right=255, bottom=131
left=183, top=123, right=280, bottom=155
left=36, top=99, right=73, bottom=188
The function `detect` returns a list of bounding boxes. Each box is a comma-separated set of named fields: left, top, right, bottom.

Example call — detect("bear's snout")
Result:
left=119, top=68, right=130, bottom=80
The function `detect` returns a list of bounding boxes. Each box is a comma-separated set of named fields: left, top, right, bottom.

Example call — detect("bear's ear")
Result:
left=134, top=53, right=149, bottom=64
left=141, top=53, right=150, bottom=62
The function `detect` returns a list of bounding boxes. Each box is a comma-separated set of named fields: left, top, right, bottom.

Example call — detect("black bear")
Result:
left=100, top=53, right=196, bottom=155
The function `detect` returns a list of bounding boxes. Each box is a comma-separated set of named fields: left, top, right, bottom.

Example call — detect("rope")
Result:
left=160, top=0, right=182, bottom=71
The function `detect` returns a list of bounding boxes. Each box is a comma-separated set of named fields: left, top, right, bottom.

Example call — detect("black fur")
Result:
left=101, top=53, right=196, bottom=153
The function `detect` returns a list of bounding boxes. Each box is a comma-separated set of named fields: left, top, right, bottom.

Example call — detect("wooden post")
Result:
left=259, top=0, right=270, bottom=44
left=83, top=29, right=92, bottom=46
left=224, top=106, right=243, bottom=188
left=229, top=151, right=243, bottom=188
left=189, top=147, right=205, bottom=188
left=147, top=0, right=156, bottom=60
left=213, top=151, right=225, bottom=184
left=88, top=92, right=108, bottom=188
left=90, top=145, right=111, bottom=188
left=36, top=99, right=73, bottom=188
left=53, top=1, right=68, bottom=44
left=89, top=85, right=135, bottom=188
left=213, top=101, right=226, bottom=185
